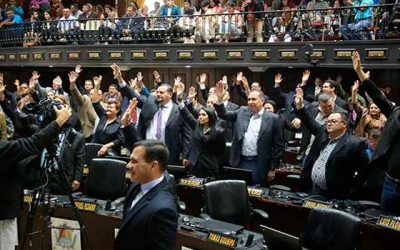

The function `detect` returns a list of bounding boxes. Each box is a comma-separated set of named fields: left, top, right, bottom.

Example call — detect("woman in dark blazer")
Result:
left=180, top=106, right=225, bottom=178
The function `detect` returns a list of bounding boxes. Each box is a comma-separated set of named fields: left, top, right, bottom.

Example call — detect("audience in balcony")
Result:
left=242, top=0, right=265, bottom=42
left=70, top=3, right=82, bottom=19
left=50, top=0, right=63, bottom=18
left=218, top=1, right=243, bottom=42
left=57, top=8, right=79, bottom=41
left=339, top=0, right=374, bottom=40
left=158, top=0, right=182, bottom=26
left=195, top=0, right=218, bottom=43
left=6, top=0, right=24, bottom=18
left=120, top=5, right=144, bottom=41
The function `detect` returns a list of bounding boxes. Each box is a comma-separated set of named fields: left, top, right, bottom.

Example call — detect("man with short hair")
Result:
left=321, top=80, right=349, bottom=110
left=294, top=87, right=369, bottom=199
left=70, top=3, right=82, bottom=19
left=111, top=64, right=191, bottom=165
left=215, top=87, right=284, bottom=185
left=115, top=140, right=177, bottom=250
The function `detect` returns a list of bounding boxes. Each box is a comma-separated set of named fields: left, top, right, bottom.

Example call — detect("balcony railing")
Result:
left=0, top=3, right=399, bottom=47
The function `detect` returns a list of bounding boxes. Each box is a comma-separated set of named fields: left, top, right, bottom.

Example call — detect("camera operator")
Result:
left=48, top=95, right=85, bottom=195
left=0, top=77, right=72, bottom=250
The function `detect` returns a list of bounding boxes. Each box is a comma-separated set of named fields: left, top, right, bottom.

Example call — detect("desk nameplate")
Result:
left=377, top=215, right=400, bottom=231
left=303, top=200, right=333, bottom=209
left=207, top=231, right=238, bottom=248
left=179, top=178, right=203, bottom=188
left=24, top=194, right=33, bottom=203
left=247, top=187, right=263, bottom=198
left=74, top=200, right=98, bottom=212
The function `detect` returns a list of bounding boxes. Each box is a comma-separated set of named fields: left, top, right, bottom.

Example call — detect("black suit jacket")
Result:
left=297, top=108, right=369, bottom=199
left=120, top=85, right=191, bottom=165
left=0, top=121, right=61, bottom=220
left=115, top=178, right=178, bottom=250
left=51, top=128, right=85, bottom=194
left=224, top=101, right=239, bottom=142
left=215, top=104, right=284, bottom=172
left=362, top=79, right=400, bottom=179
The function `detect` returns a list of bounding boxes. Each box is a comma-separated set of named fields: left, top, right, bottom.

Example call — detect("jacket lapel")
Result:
left=258, top=113, right=271, bottom=139
left=119, top=179, right=167, bottom=231
left=327, top=133, right=349, bottom=163
left=165, top=104, right=179, bottom=128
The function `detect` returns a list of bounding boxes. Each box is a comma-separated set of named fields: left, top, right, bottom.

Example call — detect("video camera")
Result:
left=23, top=99, right=63, bottom=128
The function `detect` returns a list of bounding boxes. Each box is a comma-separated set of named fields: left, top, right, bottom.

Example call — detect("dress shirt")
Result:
left=241, top=109, right=264, bottom=156
left=311, top=132, right=345, bottom=190
left=146, top=100, right=173, bottom=142
left=130, top=175, right=164, bottom=210
left=167, top=7, right=172, bottom=16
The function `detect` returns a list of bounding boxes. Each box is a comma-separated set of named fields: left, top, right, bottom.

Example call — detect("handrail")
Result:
left=0, top=3, right=398, bottom=47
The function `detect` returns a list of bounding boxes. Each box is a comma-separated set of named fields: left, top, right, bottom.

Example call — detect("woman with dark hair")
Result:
left=180, top=105, right=226, bottom=178
left=264, top=99, right=301, bottom=142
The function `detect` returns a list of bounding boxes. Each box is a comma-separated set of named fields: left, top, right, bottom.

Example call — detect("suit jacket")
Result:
left=224, top=101, right=239, bottom=142
left=70, top=85, right=98, bottom=139
left=297, top=108, right=369, bottom=199
left=180, top=105, right=225, bottom=178
left=119, top=85, right=191, bottom=165
left=362, top=79, right=400, bottom=179
left=0, top=121, right=60, bottom=220
left=215, top=104, right=284, bottom=171
left=115, top=178, right=178, bottom=250
left=300, top=101, right=347, bottom=152
left=51, top=128, right=85, bottom=194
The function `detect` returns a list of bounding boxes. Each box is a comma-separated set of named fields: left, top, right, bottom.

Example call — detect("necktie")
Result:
left=155, top=105, right=164, bottom=140
left=131, top=108, right=138, bottom=125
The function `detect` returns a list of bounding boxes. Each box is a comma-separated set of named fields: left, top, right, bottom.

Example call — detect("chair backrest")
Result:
left=203, top=180, right=251, bottom=225
left=86, top=158, right=127, bottom=200
left=222, top=166, right=253, bottom=185
left=84, top=143, right=103, bottom=167
left=260, top=225, right=301, bottom=250
left=300, top=208, right=361, bottom=250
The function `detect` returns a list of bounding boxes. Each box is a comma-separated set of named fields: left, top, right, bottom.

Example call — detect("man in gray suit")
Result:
left=214, top=86, right=284, bottom=186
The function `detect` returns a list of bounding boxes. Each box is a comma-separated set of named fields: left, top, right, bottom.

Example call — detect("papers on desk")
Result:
left=50, top=217, right=81, bottom=250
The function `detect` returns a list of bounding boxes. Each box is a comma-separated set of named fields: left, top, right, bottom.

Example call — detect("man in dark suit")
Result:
left=49, top=95, right=85, bottom=194
left=115, top=140, right=178, bottom=250
left=294, top=87, right=369, bottom=199
left=111, top=64, right=191, bottom=165
left=352, top=51, right=400, bottom=215
left=214, top=88, right=284, bottom=186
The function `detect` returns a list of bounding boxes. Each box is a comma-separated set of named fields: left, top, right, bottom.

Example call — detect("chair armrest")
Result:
left=358, top=200, right=380, bottom=209
left=72, top=192, right=83, bottom=198
left=269, top=184, right=292, bottom=192
left=113, top=197, right=126, bottom=207
left=178, top=200, right=186, bottom=211
left=253, top=209, right=269, bottom=220
left=200, top=213, right=212, bottom=220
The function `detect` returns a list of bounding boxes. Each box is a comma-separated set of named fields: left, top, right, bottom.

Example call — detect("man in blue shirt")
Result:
left=0, top=8, right=23, bottom=28
left=339, top=0, right=374, bottom=40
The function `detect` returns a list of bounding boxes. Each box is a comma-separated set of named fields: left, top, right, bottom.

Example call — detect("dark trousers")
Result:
left=239, top=155, right=266, bottom=186
left=381, top=173, right=400, bottom=216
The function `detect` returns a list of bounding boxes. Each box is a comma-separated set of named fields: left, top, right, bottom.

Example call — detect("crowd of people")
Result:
left=0, top=0, right=399, bottom=45
left=0, top=47, right=400, bottom=247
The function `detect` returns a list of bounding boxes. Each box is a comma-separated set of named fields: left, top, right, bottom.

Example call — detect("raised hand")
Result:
left=129, top=78, right=138, bottom=88
left=31, top=71, right=40, bottom=81
left=111, top=63, right=121, bottom=79
left=137, top=72, right=143, bottom=83
left=93, top=75, right=103, bottom=89
left=68, top=71, right=79, bottom=83
left=274, top=73, right=283, bottom=85
left=0, top=75, right=6, bottom=95
left=291, top=118, right=301, bottom=129
left=236, top=72, right=243, bottom=84
left=121, top=98, right=138, bottom=127
left=198, top=73, right=207, bottom=84
left=188, top=86, right=197, bottom=100
left=351, top=51, right=362, bottom=73
left=301, top=70, right=311, bottom=86
left=75, top=64, right=82, bottom=74
left=215, top=81, right=225, bottom=102
left=294, top=87, right=304, bottom=110
left=351, top=80, right=359, bottom=93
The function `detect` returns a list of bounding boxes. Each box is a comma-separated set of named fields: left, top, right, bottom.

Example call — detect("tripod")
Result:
left=20, top=145, right=92, bottom=250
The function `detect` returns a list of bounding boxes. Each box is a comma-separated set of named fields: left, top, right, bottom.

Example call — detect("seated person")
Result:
left=218, top=1, right=242, bottom=42
left=339, top=0, right=374, bottom=40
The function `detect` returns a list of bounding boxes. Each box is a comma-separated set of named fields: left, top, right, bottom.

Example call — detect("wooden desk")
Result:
left=176, top=183, right=400, bottom=250
left=18, top=203, right=263, bottom=250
